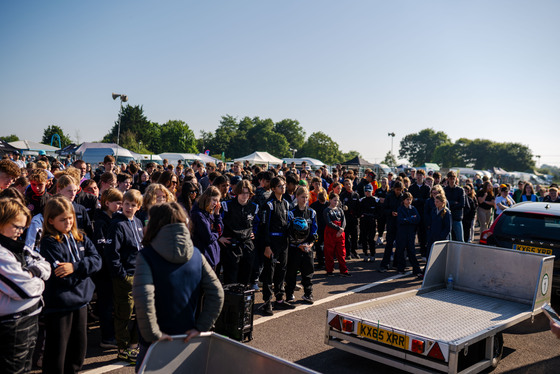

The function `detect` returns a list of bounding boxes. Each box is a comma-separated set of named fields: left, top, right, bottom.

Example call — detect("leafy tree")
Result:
left=492, top=142, right=534, bottom=171
left=205, top=115, right=241, bottom=157
left=274, top=119, right=306, bottom=152
left=0, top=134, right=19, bottom=142
left=300, top=132, right=343, bottom=165
left=382, top=151, right=397, bottom=167
left=399, top=128, right=451, bottom=165
left=342, top=150, right=362, bottom=162
left=158, top=120, right=198, bottom=153
left=246, top=117, right=290, bottom=158
left=42, top=125, right=72, bottom=148
left=103, top=105, right=152, bottom=149
left=432, top=143, right=464, bottom=168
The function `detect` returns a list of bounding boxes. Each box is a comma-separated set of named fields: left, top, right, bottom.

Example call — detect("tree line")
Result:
left=398, top=128, right=536, bottom=171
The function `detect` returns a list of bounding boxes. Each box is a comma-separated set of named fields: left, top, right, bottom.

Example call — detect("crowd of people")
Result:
left=1, top=152, right=560, bottom=373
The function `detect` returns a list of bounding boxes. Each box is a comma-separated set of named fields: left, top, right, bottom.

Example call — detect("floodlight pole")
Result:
left=112, top=93, right=128, bottom=159
left=388, top=132, right=395, bottom=155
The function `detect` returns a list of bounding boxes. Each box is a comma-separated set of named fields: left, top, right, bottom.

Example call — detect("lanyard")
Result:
left=63, top=233, right=80, bottom=263
left=129, top=220, right=142, bottom=251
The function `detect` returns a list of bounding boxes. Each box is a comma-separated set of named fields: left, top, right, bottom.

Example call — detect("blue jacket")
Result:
left=397, top=205, right=420, bottom=236
left=105, top=213, right=144, bottom=280
left=40, top=234, right=101, bottom=313
left=428, top=207, right=452, bottom=244
left=191, top=203, right=223, bottom=268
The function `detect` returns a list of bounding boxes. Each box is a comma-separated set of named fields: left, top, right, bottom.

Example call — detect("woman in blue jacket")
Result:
left=191, top=186, right=223, bottom=270
left=427, top=193, right=452, bottom=255
left=395, top=192, right=422, bottom=276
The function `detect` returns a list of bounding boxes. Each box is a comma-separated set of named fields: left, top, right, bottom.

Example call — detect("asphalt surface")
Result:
left=31, top=245, right=560, bottom=374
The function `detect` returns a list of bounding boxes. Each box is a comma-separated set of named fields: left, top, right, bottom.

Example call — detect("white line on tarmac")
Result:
left=83, top=361, right=130, bottom=374
left=84, top=272, right=409, bottom=374
left=254, top=272, right=410, bottom=325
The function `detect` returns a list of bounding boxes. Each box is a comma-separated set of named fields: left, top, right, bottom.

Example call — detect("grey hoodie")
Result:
left=133, top=223, right=224, bottom=342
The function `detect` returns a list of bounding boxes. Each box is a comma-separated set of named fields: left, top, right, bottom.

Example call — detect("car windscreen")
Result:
left=495, top=211, right=560, bottom=242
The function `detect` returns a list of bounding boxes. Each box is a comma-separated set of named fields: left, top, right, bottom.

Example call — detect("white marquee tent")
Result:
left=234, top=151, right=283, bottom=166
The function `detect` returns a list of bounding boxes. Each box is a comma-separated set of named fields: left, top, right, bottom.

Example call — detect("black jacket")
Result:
left=221, top=198, right=259, bottom=243
left=262, top=196, right=290, bottom=247
left=340, top=189, right=360, bottom=219
left=444, top=186, right=465, bottom=221
left=408, top=183, right=430, bottom=215
left=383, top=190, right=404, bottom=227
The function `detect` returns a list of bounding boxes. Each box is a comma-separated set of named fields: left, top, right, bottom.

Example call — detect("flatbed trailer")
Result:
left=325, top=241, right=554, bottom=373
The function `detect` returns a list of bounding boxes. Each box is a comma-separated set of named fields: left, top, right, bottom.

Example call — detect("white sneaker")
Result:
left=294, top=284, right=302, bottom=291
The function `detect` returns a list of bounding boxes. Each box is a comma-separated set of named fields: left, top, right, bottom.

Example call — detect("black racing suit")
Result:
left=408, top=183, right=430, bottom=257
left=358, top=196, right=377, bottom=257
left=339, top=188, right=360, bottom=257
left=220, top=198, right=259, bottom=286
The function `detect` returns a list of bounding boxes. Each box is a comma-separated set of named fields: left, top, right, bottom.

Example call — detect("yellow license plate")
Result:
left=513, top=244, right=552, bottom=255
left=357, top=322, right=409, bottom=350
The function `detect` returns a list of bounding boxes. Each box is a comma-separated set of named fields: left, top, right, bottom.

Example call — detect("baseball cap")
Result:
left=364, top=184, right=374, bottom=192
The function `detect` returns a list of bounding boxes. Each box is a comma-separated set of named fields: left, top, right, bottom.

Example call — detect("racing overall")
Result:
left=323, top=206, right=348, bottom=274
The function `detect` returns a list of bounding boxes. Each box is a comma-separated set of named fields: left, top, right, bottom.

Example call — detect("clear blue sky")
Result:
left=1, top=0, right=559, bottom=167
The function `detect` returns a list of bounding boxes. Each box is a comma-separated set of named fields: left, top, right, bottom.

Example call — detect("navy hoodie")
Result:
left=105, top=213, right=144, bottom=279
left=40, top=234, right=101, bottom=313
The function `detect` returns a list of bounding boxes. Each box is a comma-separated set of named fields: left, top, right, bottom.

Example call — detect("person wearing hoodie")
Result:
left=190, top=186, right=223, bottom=270
left=133, top=202, right=224, bottom=371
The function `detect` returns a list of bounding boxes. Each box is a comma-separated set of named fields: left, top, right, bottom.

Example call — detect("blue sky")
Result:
left=1, top=1, right=559, bottom=167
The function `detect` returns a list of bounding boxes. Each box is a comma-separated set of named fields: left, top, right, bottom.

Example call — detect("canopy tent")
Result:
left=491, top=167, right=508, bottom=175
left=282, top=157, right=325, bottom=168
left=0, top=140, right=20, bottom=155
left=418, top=163, right=441, bottom=172
left=56, top=143, right=79, bottom=156
left=234, top=151, right=283, bottom=165
left=341, top=156, right=374, bottom=167
left=9, top=140, right=60, bottom=155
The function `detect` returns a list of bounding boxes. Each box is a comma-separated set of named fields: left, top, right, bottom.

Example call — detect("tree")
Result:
left=300, top=132, right=343, bottom=165
left=0, top=134, right=19, bottom=142
left=246, top=118, right=290, bottom=158
left=382, top=151, right=397, bottom=167
left=158, top=120, right=198, bottom=153
left=102, top=105, right=152, bottom=149
left=342, top=150, right=362, bottom=162
left=399, top=128, right=451, bottom=165
left=42, top=125, right=72, bottom=148
left=432, top=143, right=464, bottom=168
left=274, top=119, right=306, bottom=152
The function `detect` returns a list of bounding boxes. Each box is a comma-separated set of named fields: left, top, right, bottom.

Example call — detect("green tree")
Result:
left=246, top=118, right=290, bottom=158
left=382, top=151, right=397, bottom=167
left=300, top=132, right=343, bottom=165
left=103, top=105, right=152, bottom=150
left=342, top=150, right=362, bottom=162
left=492, top=142, right=534, bottom=171
left=158, top=120, right=198, bottom=153
left=432, top=142, right=465, bottom=168
left=0, top=134, right=19, bottom=142
left=399, top=128, right=451, bottom=165
left=274, top=119, right=306, bottom=152
left=42, top=125, right=72, bottom=148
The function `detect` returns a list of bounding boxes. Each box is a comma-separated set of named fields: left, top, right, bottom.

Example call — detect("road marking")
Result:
left=254, top=272, right=410, bottom=325
left=83, top=362, right=130, bottom=374
left=83, top=272, right=410, bottom=374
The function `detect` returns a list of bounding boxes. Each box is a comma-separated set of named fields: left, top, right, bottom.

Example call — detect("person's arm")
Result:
left=0, top=249, right=46, bottom=300
left=477, top=192, right=487, bottom=205
left=72, top=237, right=102, bottom=278
left=132, top=252, right=161, bottom=342
left=104, top=225, right=126, bottom=280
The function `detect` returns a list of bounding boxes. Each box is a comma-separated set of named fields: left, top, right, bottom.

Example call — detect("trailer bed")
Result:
left=344, top=288, right=530, bottom=343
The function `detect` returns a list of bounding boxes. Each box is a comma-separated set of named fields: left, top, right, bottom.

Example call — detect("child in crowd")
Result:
left=104, top=189, right=144, bottom=363
left=93, top=188, right=123, bottom=349
left=56, top=175, right=93, bottom=237
left=26, top=168, right=50, bottom=217
left=359, top=184, right=377, bottom=262
left=395, top=192, right=422, bottom=276
left=285, top=186, right=318, bottom=304
left=323, top=192, right=350, bottom=276
left=40, top=196, right=102, bottom=373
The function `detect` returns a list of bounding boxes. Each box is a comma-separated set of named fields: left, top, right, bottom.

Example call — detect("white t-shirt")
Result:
left=495, top=195, right=514, bottom=215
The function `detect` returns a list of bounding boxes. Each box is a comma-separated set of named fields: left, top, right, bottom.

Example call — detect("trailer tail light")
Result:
left=479, top=230, right=491, bottom=245
left=427, top=342, right=445, bottom=361
left=328, top=315, right=342, bottom=330
left=342, top=319, right=354, bottom=332
left=411, top=339, right=425, bottom=354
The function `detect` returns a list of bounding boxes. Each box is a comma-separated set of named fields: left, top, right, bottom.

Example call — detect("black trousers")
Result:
left=0, top=312, right=38, bottom=374
left=43, top=306, right=88, bottom=374
left=380, top=221, right=398, bottom=268
left=261, top=237, right=289, bottom=303
left=285, top=245, right=314, bottom=297
left=221, top=241, right=255, bottom=286
left=416, top=215, right=428, bottom=257
left=345, top=216, right=359, bottom=254
left=359, top=217, right=376, bottom=256
left=376, top=214, right=386, bottom=238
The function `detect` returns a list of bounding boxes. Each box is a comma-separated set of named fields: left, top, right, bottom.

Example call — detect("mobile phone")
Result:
left=542, top=302, right=560, bottom=325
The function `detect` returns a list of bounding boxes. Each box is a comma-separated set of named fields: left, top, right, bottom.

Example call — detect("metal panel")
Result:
left=138, top=333, right=319, bottom=374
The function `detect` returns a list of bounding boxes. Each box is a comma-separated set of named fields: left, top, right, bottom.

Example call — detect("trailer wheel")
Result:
left=490, top=333, right=504, bottom=368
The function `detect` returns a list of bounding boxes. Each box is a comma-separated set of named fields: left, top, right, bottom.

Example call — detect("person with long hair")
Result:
left=137, top=184, right=176, bottom=227
left=462, top=184, right=478, bottom=243
left=521, top=182, right=539, bottom=202
left=157, top=171, right=179, bottom=195
left=40, top=196, right=102, bottom=373
left=285, top=186, right=318, bottom=304
left=190, top=186, right=223, bottom=270
left=0, top=198, right=50, bottom=373
left=323, top=192, right=350, bottom=277
left=219, top=180, right=258, bottom=285
left=477, top=181, right=495, bottom=231
left=132, top=202, right=224, bottom=371
left=426, top=193, right=452, bottom=258
left=179, top=180, right=199, bottom=214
